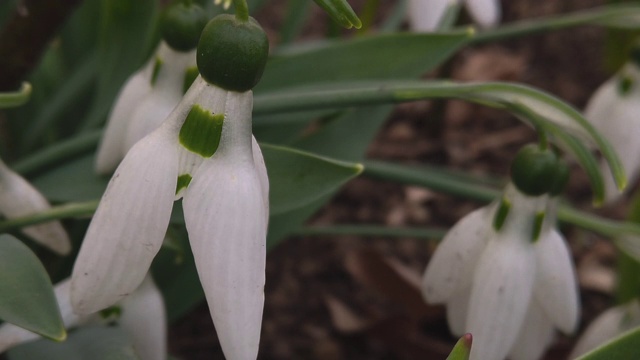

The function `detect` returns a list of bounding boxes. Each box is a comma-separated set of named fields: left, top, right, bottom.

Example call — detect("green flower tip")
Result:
left=197, top=14, right=269, bottom=92
left=160, top=2, right=209, bottom=52
left=510, top=144, right=568, bottom=197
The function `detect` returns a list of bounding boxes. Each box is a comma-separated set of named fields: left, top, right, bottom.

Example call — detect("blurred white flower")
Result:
left=0, top=276, right=166, bottom=360
left=422, top=184, right=579, bottom=360
left=584, top=62, right=640, bottom=203
left=407, top=0, right=501, bottom=32
left=570, top=300, right=640, bottom=358
left=96, top=41, right=196, bottom=174
left=71, top=76, right=268, bottom=360
left=0, top=158, right=70, bottom=255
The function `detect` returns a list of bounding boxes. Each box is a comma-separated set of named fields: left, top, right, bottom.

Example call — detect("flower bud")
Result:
left=160, top=2, right=208, bottom=52
left=197, top=14, right=269, bottom=92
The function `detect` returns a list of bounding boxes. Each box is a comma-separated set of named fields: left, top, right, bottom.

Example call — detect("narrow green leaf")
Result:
left=0, top=234, right=64, bottom=341
left=279, top=0, right=312, bottom=44
left=262, top=144, right=363, bottom=215
left=313, top=0, right=362, bottom=29
left=446, top=334, right=473, bottom=360
left=0, top=82, right=31, bottom=108
left=257, top=30, right=472, bottom=92
left=7, top=326, right=140, bottom=360
left=577, top=326, right=640, bottom=360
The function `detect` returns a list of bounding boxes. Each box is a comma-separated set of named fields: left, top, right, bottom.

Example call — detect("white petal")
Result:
left=118, top=276, right=167, bottom=360
left=251, top=136, right=270, bottom=226
left=466, top=233, right=537, bottom=360
left=508, top=302, right=556, bottom=360
left=183, top=158, right=266, bottom=360
left=465, top=0, right=500, bottom=28
left=123, top=91, right=182, bottom=151
left=534, top=229, right=580, bottom=334
left=585, top=65, right=640, bottom=203
left=422, top=205, right=492, bottom=303
left=446, top=287, right=470, bottom=337
left=569, top=300, right=640, bottom=359
left=71, top=127, right=178, bottom=314
left=0, top=160, right=70, bottom=255
left=407, top=0, right=455, bottom=32
left=95, top=69, right=152, bottom=175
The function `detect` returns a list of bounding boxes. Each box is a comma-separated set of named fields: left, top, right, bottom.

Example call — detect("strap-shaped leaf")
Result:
left=0, top=234, right=64, bottom=341
left=577, top=325, right=640, bottom=360
left=312, top=0, right=361, bottom=29
left=0, top=82, right=31, bottom=109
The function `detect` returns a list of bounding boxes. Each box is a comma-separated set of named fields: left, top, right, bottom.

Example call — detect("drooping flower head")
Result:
left=407, top=0, right=501, bottom=32
left=71, top=12, right=270, bottom=360
left=422, top=144, right=579, bottom=360
left=584, top=59, right=640, bottom=203
left=0, top=158, right=70, bottom=255
left=0, top=276, right=166, bottom=360
left=95, top=1, right=208, bottom=174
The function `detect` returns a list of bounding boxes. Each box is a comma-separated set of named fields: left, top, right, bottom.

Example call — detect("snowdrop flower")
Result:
left=95, top=2, right=208, bottom=175
left=0, top=158, right=70, bottom=255
left=422, top=146, right=579, bottom=360
left=71, top=13, right=269, bottom=360
left=570, top=300, right=640, bottom=358
left=584, top=62, right=640, bottom=203
left=0, top=276, right=166, bottom=360
left=407, top=0, right=500, bottom=32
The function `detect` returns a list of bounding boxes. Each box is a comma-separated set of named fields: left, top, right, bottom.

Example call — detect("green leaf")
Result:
left=257, top=30, right=472, bottom=92
left=32, top=155, right=109, bottom=203
left=0, top=82, right=31, bottom=108
left=0, top=234, right=64, bottom=341
left=7, top=326, right=140, bottom=360
left=262, top=144, right=363, bottom=215
left=312, top=0, right=362, bottom=29
left=446, top=334, right=473, bottom=360
left=577, top=326, right=640, bottom=360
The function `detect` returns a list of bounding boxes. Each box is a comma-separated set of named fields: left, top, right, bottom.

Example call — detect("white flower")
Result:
left=71, top=76, right=269, bottom=360
left=422, top=184, right=579, bottom=360
left=96, top=41, right=196, bottom=174
left=407, top=0, right=501, bottom=32
left=0, top=158, right=70, bottom=255
left=0, top=276, right=166, bottom=360
left=570, top=300, right=640, bottom=359
left=584, top=62, right=640, bottom=203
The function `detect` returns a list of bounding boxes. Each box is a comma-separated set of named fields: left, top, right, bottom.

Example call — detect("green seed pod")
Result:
left=510, top=144, right=558, bottom=196
left=197, top=14, right=269, bottom=92
left=548, top=158, right=570, bottom=196
left=160, top=2, right=208, bottom=52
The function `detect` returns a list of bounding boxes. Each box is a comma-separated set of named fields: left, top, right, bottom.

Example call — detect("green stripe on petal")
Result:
left=179, top=104, right=224, bottom=157
left=493, top=198, right=511, bottom=231
left=151, top=57, right=163, bottom=86
left=176, top=173, right=193, bottom=194
left=183, top=66, right=199, bottom=94
left=531, top=211, right=545, bottom=242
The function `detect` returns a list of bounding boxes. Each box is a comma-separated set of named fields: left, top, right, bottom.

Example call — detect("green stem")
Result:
left=0, top=82, right=31, bottom=108
left=0, top=200, right=98, bottom=233
left=469, top=4, right=640, bottom=44
left=233, top=0, right=249, bottom=21
left=13, top=130, right=101, bottom=177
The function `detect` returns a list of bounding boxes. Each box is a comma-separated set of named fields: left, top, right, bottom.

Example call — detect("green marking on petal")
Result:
left=151, top=57, right=164, bottom=86
left=531, top=211, right=545, bottom=242
left=492, top=198, right=511, bottom=232
left=618, top=76, right=634, bottom=96
left=179, top=104, right=224, bottom=157
left=176, top=173, right=193, bottom=194
left=99, top=305, right=122, bottom=320
left=183, top=66, right=199, bottom=94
